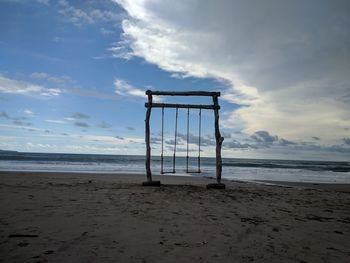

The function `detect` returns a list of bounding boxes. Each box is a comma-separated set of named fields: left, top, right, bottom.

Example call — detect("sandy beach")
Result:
left=0, top=172, right=349, bottom=262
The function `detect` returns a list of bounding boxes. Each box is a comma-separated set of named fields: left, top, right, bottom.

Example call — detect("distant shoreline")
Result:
left=1, top=171, right=350, bottom=192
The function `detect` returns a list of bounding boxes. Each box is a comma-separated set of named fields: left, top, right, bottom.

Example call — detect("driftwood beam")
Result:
left=145, top=103, right=220, bottom=110
left=146, top=90, right=220, bottom=97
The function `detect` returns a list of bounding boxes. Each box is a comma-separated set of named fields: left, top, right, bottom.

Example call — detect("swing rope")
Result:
left=160, top=107, right=164, bottom=174
left=172, top=107, right=178, bottom=173
left=198, top=108, right=201, bottom=172
left=160, top=107, right=201, bottom=174
left=186, top=107, right=190, bottom=173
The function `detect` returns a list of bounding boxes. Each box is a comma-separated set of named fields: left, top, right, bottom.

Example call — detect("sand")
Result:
left=0, top=171, right=349, bottom=262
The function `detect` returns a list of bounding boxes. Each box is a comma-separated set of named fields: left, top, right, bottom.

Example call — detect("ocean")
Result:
left=0, top=151, right=349, bottom=184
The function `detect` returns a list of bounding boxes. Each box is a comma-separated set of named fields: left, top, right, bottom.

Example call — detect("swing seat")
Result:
left=186, top=170, right=201, bottom=173
left=161, top=170, right=176, bottom=174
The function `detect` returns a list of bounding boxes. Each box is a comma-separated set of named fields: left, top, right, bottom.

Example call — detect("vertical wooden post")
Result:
left=213, top=95, right=224, bottom=184
left=143, top=90, right=161, bottom=186
left=145, top=90, right=152, bottom=182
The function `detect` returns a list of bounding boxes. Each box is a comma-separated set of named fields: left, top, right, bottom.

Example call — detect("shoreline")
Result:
left=1, top=170, right=350, bottom=192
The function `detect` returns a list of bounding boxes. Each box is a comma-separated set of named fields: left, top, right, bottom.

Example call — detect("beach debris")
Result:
left=207, top=183, right=226, bottom=189
left=9, top=234, right=38, bottom=238
left=240, top=216, right=267, bottom=225
left=305, top=215, right=333, bottom=222
left=17, top=241, right=29, bottom=247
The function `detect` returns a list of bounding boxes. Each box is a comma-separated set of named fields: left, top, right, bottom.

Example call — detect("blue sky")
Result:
left=1, top=0, right=350, bottom=161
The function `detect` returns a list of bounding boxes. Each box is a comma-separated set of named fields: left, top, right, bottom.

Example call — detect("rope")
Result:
left=172, top=107, right=178, bottom=173
left=198, top=108, right=201, bottom=172
left=186, top=107, right=190, bottom=173
left=161, top=107, right=164, bottom=174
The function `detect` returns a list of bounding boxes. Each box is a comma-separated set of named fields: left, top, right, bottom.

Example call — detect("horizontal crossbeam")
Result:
left=146, top=90, right=220, bottom=97
left=145, top=103, right=219, bottom=110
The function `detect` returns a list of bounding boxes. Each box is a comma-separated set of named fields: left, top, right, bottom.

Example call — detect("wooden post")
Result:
left=206, top=94, right=225, bottom=189
left=143, top=90, right=160, bottom=186
left=145, top=91, right=152, bottom=181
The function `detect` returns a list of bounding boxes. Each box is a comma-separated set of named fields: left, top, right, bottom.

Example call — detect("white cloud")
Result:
left=113, top=0, right=350, bottom=146
left=114, top=78, right=163, bottom=102
left=58, top=0, right=123, bottom=26
left=0, top=75, right=61, bottom=97
left=45, top=119, right=66, bottom=124
left=30, top=72, right=73, bottom=84
left=24, top=109, right=34, bottom=115
left=114, top=78, right=145, bottom=97
left=100, top=27, right=115, bottom=35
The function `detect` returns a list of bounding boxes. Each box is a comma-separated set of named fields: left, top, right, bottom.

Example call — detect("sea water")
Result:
left=0, top=151, right=349, bottom=184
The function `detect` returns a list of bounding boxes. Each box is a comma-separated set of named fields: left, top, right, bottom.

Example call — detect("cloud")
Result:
left=36, top=0, right=49, bottom=6
left=114, top=79, right=145, bottom=98
left=312, top=136, right=320, bottom=141
left=30, top=72, right=73, bottom=84
left=0, top=75, right=62, bottom=97
left=343, top=138, right=350, bottom=145
left=250, top=131, right=278, bottom=143
left=1, top=73, right=117, bottom=100
left=71, top=112, right=90, bottom=119
left=58, top=0, right=123, bottom=26
left=74, top=121, right=89, bottom=128
left=0, top=111, right=32, bottom=126
left=113, top=0, right=350, bottom=146
left=126, top=126, right=135, bottom=131
left=224, top=141, right=252, bottom=149
left=0, top=111, right=9, bottom=119
left=115, top=135, right=124, bottom=140
left=114, top=78, right=163, bottom=102
left=24, top=109, right=34, bottom=115
left=100, top=27, right=115, bottom=35
left=97, top=121, right=112, bottom=128
left=45, top=119, right=66, bottom=124
left=13, top=120, right=31, bottom=126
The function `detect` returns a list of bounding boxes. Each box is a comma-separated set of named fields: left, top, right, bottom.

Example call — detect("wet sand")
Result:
left=0, top=171, right=349, bottom=262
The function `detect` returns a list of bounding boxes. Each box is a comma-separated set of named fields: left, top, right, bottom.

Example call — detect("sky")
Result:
left=0, top=0, right=349, bottom=161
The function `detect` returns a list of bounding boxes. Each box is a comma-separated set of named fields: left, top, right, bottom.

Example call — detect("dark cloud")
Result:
left=221, top=131, right=232, bottom=139
left=343, top=138, right=350, bottom=145
left=312, top=136, right=320, bottom=140
left=175, top=132, right=216, bottom=147
left=278, top=138, right=296, bottom=146
left=165, top=146, right=197, bottom=153
left=115, top=136, right=124, bottom=140
left=0, top=111, right=9, bottom=118
left=251, top=130, right=278, bottom=143
left=13, top=120, right=31, bottom=126
left=151, top=136, right=162, bottom=144
left=71, top=112, right=90, bottom=119
left=97, top=121, right=112, bottom=128
left=165, top=139, right=184, bottom=146
left=126, top=126, right=135, bottom=131
left=0, top=111, right=27, bottom=121
left=224, top=141, right=252, bottom=149
left=74, top=121, right=89, bottom=128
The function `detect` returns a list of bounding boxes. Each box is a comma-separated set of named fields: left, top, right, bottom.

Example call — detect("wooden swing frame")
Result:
left=143, top=90, right=225, bottom=188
